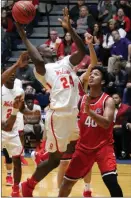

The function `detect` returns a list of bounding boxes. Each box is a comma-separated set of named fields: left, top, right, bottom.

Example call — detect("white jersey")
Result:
left=34, top=56, right=80, bottom=111
left=24, top=104, right=42, bottom=124
left=2, top=84, right=24, bottom=136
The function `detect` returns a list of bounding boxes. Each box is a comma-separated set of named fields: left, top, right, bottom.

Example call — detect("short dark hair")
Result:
left=91, top=66, right=109, bottom=86
left=25, top=93, right=35, bottom=101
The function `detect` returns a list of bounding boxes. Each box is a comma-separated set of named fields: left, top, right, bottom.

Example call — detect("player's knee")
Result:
left=60, top=160, right=70, bottom=169
left=61, top=178, right=74, bottom=191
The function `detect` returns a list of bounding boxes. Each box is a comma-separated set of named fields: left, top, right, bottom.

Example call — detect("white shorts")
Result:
left=24, top=122, right=45, bottom=134
left=2, top=132, right=23, bottom=157
left=45, top=109, right=79, bottom=153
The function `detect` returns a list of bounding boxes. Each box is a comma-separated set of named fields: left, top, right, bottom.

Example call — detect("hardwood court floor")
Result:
left=1, top=157, right=131, bottom=197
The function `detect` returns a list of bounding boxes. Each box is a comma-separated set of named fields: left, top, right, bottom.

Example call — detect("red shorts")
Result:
left=65, top=144, right=117, bottom=180
left=61, top=140, right=77, bottom=161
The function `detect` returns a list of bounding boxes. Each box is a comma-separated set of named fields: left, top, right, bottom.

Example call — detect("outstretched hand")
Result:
left=13, top=95, right=24, bottom=110
left=58, top=7, right=71, bottom=30
left=85, top=33, right=93, bottom=44
left=16, top=51, right=30, bottom=68
left=15, top=22, right=27, bottom=40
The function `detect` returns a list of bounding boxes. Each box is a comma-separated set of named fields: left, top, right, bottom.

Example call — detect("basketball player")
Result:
left=58, top=66, right=123, bottom=197
left=24, top=93, right=44, bottom=147
left=57, top=33, right=98, bottom=197
left=2, top=70, right=25, bottom=197
left=16, top=8, right=88, bottom=196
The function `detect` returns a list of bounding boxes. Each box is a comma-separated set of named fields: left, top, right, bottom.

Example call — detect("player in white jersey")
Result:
left=16, top=8, right=87, bottom=197
left=2, top=64, right=25, bottom=197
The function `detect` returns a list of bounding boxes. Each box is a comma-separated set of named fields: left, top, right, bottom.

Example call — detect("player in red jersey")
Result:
left=58, top=66, right=123, bottom=197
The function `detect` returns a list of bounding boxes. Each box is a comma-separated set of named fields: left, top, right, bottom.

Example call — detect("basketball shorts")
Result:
left=24, top=122, right=45, bottom=134
left=45, top=109, right=79, bottom=153
left=65, top=144, right=117, bottom=181
left=61, top=140, right=78, bottom=161
left=2, top=131, right=23, bottom=157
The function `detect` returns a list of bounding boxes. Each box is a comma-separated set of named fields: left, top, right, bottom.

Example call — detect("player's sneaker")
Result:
left=11, top=185, right=21, bottom=197
left=20, top=156, right=28, bottom=166
left=20, top=180, right=33, bottom=197
left=6, top=175, right=13, bottom=186
left=83, top=190, right=92, bottom=197
left=31, top=151, right=41, bottom=165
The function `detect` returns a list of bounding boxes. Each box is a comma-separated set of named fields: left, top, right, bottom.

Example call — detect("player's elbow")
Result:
left=2, top=125, right=13, bottom=132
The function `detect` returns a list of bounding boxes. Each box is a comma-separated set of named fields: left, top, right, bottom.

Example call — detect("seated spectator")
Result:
left=113, top=8, right=131, bottom=33
left=24, top=93, right=44, bottom=147
left=123, top=68, right=131, bottom=105
left=98, top=0, right=116, bottom=29
left=112, top=93, right=131, bottom=159
left=16, top=58, right=36, bottom=89
left=107, top=61, right=128, bottom=96
left=63, top=32, right=73, bottom=56
left=76, top=6, right=95, bottom=37
left=44, top=29, right=64, bottom=60
left=101, top=19, right=126, bottom=66
left=108, top=30, right=131, bottom=72
left=69, top=0, right=87, bottom=25
left=90, top=23, right=103, bottom=57
left=114, top=0, right=131, bottom=19
left=25, top=85, right=39, bottom=105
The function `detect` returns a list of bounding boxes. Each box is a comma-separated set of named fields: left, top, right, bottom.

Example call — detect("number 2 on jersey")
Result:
left=6, top=109, right=12, bottom=119
left=60, top=75, right=74, bottom=89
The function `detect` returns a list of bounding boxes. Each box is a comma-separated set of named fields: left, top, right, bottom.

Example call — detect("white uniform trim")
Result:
left=102, top=170, right=117, bottom=178
left=64, top=175, right=80, bottom=181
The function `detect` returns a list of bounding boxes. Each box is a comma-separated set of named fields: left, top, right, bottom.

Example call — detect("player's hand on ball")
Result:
left=13, top=95, right=24, bottom=110
left=58, top=7, right=71, bottom=30
left=85, top=95, right=91, bottom=113
left=85, top=33, right=93, bottom=44
left=15, top=22, right=26, bottom=40
left=17, top=51, right=30, bottom=68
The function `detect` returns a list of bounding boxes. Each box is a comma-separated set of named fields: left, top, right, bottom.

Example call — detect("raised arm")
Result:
left=2, top=52, right=29, bottom=86
left=80, top=33, right=98, bottom=92
left=58, top=8, right=86, bottom=66
left=15, top=23, right=45, bottom=75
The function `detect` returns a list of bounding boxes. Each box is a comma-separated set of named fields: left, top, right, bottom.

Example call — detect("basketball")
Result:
left=12, top=1, right=36, bottom=24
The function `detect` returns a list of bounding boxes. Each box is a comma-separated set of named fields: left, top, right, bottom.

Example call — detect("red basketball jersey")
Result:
left=77, top=93, right=114, bottom=151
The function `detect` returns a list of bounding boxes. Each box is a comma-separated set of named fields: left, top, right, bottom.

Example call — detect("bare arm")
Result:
left=80, top=34, right=98, bottom=92
left=15, top=23, right=45, bottom=75
left=58, top=8, right=86, bottom=66
left=2, top=52, right=29, bottom=86
left=2, top=96, right=23, bottom=132
left=85, top=97, right=115, bottom=129
left=2, top=63, right=18, bottom=86
left=2, top=113, right=17, bottom=132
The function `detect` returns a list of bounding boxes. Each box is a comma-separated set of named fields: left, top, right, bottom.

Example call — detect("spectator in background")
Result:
left=123, top=68, right=131, bottom=105
left=63, top=32, right=73, bottom=56
left=69, top=0, right=86, bottom=25
left=76, top=6, right=95, bottom=38
left=16, top=62, right=36, bottom=90
left=109, top=30, right=131, bottom=71
left=113, top=8, right=131, bottom=33
left=114, top=0, right=131, bottom=19
left=108, top=61, right=128, bottom=96
left=102, top=19, right=127, bottom=67
left=112, top=93, right=131, bottom=159
left=45, top=29, right=64, bottom=60
left=98, top=0, right=116, bottom=30
left=90, top=23, right=103, bottom=57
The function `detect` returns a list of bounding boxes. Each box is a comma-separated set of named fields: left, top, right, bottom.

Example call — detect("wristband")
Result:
left=11, top=108, right=19, bottom=116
